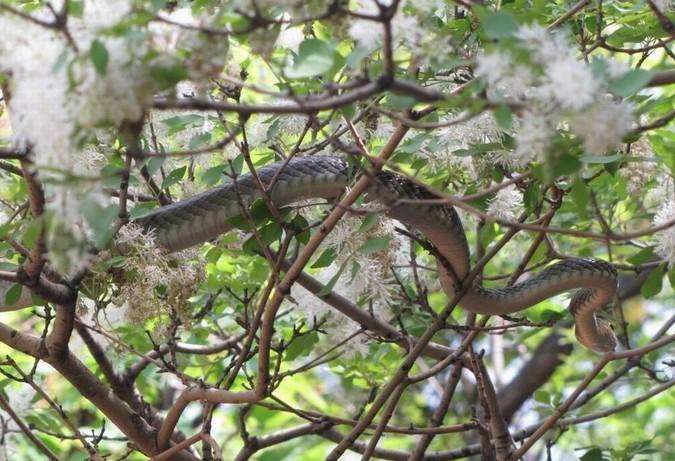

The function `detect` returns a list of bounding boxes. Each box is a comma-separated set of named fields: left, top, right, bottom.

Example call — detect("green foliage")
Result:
left=89, top=39, right=109, bottom=76
left=0, top=0, right=673, bottom=460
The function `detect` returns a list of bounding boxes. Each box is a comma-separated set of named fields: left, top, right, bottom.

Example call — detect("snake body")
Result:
left=1, top=156, right=618, bottom=351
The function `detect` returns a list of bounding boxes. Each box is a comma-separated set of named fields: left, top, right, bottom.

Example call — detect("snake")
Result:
left=0, top=155, right=618, bottom=352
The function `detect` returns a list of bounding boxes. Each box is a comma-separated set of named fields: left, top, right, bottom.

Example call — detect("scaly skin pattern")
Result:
left=1, top=156, right=619, bottom=351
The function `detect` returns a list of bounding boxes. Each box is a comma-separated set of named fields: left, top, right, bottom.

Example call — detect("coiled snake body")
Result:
left=0, top=156, right=618, bottom=352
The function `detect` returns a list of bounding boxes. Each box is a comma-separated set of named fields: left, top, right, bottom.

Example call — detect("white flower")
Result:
left=507, top=111, right=553, bottom=167
left=277, top=26, right=305, bottom=53
left=645, top=177, right=675, bottom=209
left=348, top=19, right=382, bottom=46
left=475, top=52, right=512, bottom=87
left=543, top=55, right=600, bottom=110
left=352, top=0, right=381, bottom=15
left=392, top=14, right=424, bottom=49
left=487, top=187, right=523, bottom=221
left=605, top=59, right=630, bottom=79
left=516, top=23, right=569, bottom=64
left=515, top=23, right=548, bottom=42
left=654, top=201, right=675, bottom=265
left=569, top=99, right=634, bottom=154
left=493, top=65, right=535, bottom=101
left=620, top=138, right=656, bottom=194
left=112, top=224, right=203, bottom=328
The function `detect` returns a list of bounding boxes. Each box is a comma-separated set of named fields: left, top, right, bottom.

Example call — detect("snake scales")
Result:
left=0, top=155, right=618, bottom=352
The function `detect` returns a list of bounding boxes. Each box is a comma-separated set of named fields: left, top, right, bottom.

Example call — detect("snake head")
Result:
left=575, top=318, right=618, bottom=353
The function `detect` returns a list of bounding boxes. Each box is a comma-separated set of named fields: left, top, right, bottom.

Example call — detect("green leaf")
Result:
left=523, top=184, right=540, bottom=214
left=285, top=39, right=336, bottom=78
left=317, top=260, right=349, bottom=296
left=229, top=155, right=245, bottom=176
left=0, top=379, right=11, bottom=400
left=150, top=64, right=189, bottom=90
left=188, top=131, right=212, bottom=149
left=641, top=264, right=665, bottom=299
left=580, top=154, right=624, bottom=164
left=92, top=255, right=126, bottom=272
left=358, top=236, right=391, bottom=254
left=161, top=166, right=187, bottom=189
left=580, top=447, right=604, bottom=461
left=4, top=283, right=22, bottom=306
left=482, top=11, right=519, bottom=39
left=312, top=248, right=337, bottom=269
left=68, top=0, right=84, bottom=17
left=129, top=202, right=157, bottom=219
left=290, top=214, right=310, bottom=244
left=80, top=200, right=118, bottom=248
left=479, top=223, right=498, bottom=248
left=552, top=153, right=582, bottom=176
left=346, top=44, right=372, bottom=68
left=626, top=247, right=656, bottom=265
left=202, top=164, right=228, bottom=186
left=22, top=219, right=43, bottom=248
left=250, top=199, right=274, bottom=222
left=146, top=155, right=166, bottom=175
left=534, top=390, right=550, bottom=405
left=494, top=105, right=513, bottom=130
left=162, top=114, right=204, bottom=134
left=608, top=69, right=652, bottom=97
left=387, top=93, right=417, bottom=111
left=340, top=103, right=356, bottom=120
left=89, top=40, right=109, bottom=76
left=357, top=214, right=379, bottom=234
left=285, top=332, right=319, bottom=361
left=242, top=223, right=282, bottom=254
left=570, top=178, right=590, bottom=217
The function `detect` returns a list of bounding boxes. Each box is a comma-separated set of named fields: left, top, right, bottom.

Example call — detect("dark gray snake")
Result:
left=0, top=156, right=618, bottom=351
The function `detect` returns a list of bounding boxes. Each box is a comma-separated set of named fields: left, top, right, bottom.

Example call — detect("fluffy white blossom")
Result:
left=348, top=0, right=425, bottom=50
left=475, top=50, right=536, bottom=102
left=1, top=2, right=231, bottom=273
left=487, top=187, right=523, bottom=221
left=475, top=52, right=512, bottom=87
left=645, top=176, right=675, bottom=210
left=289, top=214, right=398, bottom=329
left=654, top=201, right=675, bottom=265
left=277, top=26, right=305, bottom=53
left=515, top=23, right=603, bottom=111
left=421, top=110, right=503, bottom=170
left=605, top=59, right=631, bottom=79
left=289, top=268, right=370, bottom=359
left=349, top=19, right=382, bottom=46
left=543, top=55, right=600, bottom=111
left=0, top=1, right=153, bottom=168
left=516, top=23, right=570, bottom=65
left=508, top=111, right=553, bottom=167
left=620, top=138, right=657, bottom=194
left=1, top=1, right=227, bottom=171
left=569, top=99, right=634, bottom=154
left=111, top=224, right=203, bottom=328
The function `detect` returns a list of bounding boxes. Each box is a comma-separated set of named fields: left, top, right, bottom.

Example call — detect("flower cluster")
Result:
left=487, top=186, right=524, bottom=221
left=653, top=201, right=675, bottom=265
left=286, top=213, right=406, bottom=357
left=0, top=2, right=232, bottom=272
left=111, top=224, right=204, bottom=329
left=476, top=24, right=635, bottom=167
